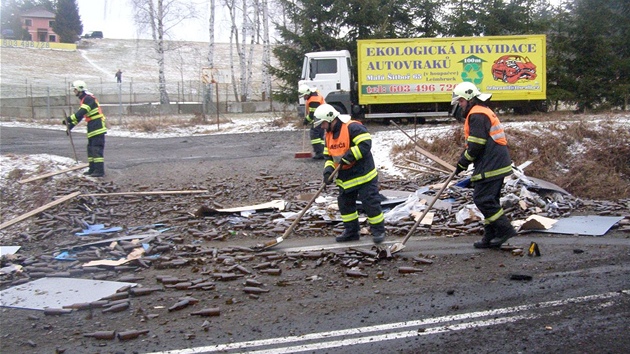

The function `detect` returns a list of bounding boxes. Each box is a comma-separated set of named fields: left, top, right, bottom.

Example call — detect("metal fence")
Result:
left=0, top=78, right=239, bottom=102
left=0, top=77, right=289, bottom=119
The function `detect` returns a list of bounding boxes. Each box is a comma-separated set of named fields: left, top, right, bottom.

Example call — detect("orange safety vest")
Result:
left=325, top=121, right=359, bottom=170
left=305, top=93, right=325, bottom=121
left=464, top=105, right=508, bottom=146
left=81, top=94, right=105, bottom=122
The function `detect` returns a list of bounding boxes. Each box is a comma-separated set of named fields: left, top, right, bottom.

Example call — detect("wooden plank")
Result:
left=81, top=190, right=209, bottom=197
left=216, top=199, right=286, bottom=213
left=0, top=191, right=81, bottom=231
left=18, top=163, right=89, bottom=184
left=413, top=146, right=456, bottom=172
left=389, top=120, right=455, bottom=172
left=395, top=164, right=432, bottom=174
left=403, top=158, right=451, bottom=174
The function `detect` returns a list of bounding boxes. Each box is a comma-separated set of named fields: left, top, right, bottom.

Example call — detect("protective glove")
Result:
left=303, top=118, right=309, bottom=126
left=454, top=165, right=464, bottom=176
left=63, top=117, right=75, bottom=132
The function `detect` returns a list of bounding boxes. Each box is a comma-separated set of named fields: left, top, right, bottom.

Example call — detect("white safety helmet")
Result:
left=451, top=82, right=492, bottom=104
left=298, top=84, right=312, bottom=96
left=313, top=104, right=340, bottom=126
left=72, top=80, right=87, bottom=92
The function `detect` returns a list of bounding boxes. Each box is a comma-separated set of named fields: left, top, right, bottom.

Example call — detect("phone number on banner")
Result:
left=363, top=83, right=456, bottom=94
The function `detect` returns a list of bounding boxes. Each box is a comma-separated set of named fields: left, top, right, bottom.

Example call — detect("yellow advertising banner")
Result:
left=1, top=39, right=76, bottom=51
left=357, top=35, right=546, bottom=104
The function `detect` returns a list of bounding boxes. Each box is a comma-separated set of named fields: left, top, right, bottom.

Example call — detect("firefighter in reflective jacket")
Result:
left=299, top=84, right=326, bottom=159
left=63, top=80, right=108, bottom=177
left=313, top=103, right=385, bottom=244
left=451, top=82, right=517, bottom=249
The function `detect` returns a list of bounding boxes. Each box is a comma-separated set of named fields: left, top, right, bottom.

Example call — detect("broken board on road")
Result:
left=0, top=278, right=136, bottom=310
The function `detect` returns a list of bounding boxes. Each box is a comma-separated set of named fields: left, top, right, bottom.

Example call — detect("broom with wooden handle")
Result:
left=258, top=164, right=341, bottom=250
left=389, top=169, right=457, bottom=254
left=294, top=125, right=313, bottom=158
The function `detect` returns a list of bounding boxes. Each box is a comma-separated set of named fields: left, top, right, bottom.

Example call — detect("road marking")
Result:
left=247, top=314, right=538, bottom=354
left=144, top=290, right=626, bottom=354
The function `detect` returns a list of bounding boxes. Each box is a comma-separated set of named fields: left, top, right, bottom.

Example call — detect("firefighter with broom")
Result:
left=450, top=81, right=517, bottom=248
left=299, top=84, right=326, bottom=159
left=63, top=80, right=108, bottom=177
left=313, top=103, right=386, bottom=244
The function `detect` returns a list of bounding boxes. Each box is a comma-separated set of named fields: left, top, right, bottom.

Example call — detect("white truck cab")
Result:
left=298, top=50, right=354, bottom=118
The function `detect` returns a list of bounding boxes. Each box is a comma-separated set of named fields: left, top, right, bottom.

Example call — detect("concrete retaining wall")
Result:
left=0, top=98, right=295, bottom=119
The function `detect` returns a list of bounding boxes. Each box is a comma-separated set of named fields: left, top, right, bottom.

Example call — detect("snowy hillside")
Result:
left=0, top=38, right=276, bottom=100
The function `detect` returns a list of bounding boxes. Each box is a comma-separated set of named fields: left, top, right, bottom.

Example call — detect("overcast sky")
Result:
left=77, top=0, right=564, bottom=43
left=77, top=0, right=233, bottom=43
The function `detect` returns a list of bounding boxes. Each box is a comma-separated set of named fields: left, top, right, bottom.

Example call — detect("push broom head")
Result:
left=294, top=151, right=313, bottom=158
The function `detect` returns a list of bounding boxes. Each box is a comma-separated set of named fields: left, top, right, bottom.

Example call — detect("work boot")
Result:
left=91, top=162, right=105, bottom=178
left=312, top=145, right=325, bottom=160
left=474, top=224, right=499, bottom=249
left=371, top=222, right=386, bottom=244
left=489, top=216, right=518, bottom=247
left=336, top=220, right=360, bottom=242
left=83, top=162, right=94, bottom=176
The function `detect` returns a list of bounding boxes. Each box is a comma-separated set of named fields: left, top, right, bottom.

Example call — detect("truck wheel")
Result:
left=330, top=104, right=346, bottom=115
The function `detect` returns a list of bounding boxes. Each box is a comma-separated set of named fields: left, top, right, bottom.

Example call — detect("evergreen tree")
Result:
left=270, top=0, right=356, bottom=103
left=477, top=0, right=511, bottom=36
left=411, top=0, right=445, bottom=38
left=444, top=0, right=484, bottom=37
left=546, top=1, right=575, bottom=110
left=564, top=0, right=617, bottom=111
left=608, top=0, right=630, bottom=109
left=504, top=0, right=553, bottom=34
left=270, top=0, right=419, bottom=103
left=267, top=0, right=627, bottom=110
left=52, top=0, right=82, bottom=43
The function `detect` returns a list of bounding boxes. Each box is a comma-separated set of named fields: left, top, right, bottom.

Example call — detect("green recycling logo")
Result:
left=458, top=56, right=485, bottom=85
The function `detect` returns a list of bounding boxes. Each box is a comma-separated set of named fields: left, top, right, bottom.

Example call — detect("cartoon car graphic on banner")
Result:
left=491, top=55, right=537, bottom=84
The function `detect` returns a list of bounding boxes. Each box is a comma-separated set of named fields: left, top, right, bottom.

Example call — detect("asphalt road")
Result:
left=1, top=126, right=629, bottom=353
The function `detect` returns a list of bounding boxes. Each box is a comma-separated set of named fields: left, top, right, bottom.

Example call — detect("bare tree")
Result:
left=224, top=0, right=241, bottom=101
left=203, top=0, right=217, bottom=120
left=240, top=0, right=248, bottom=102
left=131, top=0, right=196, bottom=105
left=261, top=0, right=271, bottom=103
left=221, top=0, right=268, bottom=103
left=244, top=0, right=256, bottom=103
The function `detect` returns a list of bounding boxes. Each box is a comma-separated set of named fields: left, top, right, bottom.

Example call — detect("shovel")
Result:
left=389, top=169, right=458, bottom=254
left=258, top=164, right=341, bottom=250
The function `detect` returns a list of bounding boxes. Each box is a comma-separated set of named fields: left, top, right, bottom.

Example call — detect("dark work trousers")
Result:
left=338, top=177, right=383, bottom=222
left=309, top=125, right=325, bottom=155
left=88, top=134, right=106, bottom=173
left=472, top=177, right=504, bottom=221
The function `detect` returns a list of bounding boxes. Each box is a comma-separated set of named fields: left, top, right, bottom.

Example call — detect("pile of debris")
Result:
left=0, top=158, right=627, bottom=351
left=1, top=161, right=628, bottom=291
